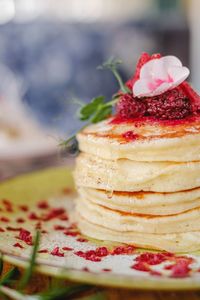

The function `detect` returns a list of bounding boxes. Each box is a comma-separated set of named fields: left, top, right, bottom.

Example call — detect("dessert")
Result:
left=74, top=53, right=200, bottom=252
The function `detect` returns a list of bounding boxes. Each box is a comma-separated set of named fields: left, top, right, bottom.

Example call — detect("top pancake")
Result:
left=77, top=117, right=200, bottom=162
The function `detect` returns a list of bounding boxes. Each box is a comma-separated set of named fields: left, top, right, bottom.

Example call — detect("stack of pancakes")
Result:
left=74, top=117, right=200, bottom=252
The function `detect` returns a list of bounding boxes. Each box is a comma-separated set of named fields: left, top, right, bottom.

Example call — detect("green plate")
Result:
left=0, top=167, right=200, bottom=291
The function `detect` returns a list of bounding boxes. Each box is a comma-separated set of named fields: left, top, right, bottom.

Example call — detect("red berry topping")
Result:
left=144, top=87, right=192, bottom=120
left=181, top=81, right=200, bottom=114
left=116, top=87, right=192, bottom=121
left=116, top=93, right=146, bottom=119
left=122, top=131, right=138, bottom=141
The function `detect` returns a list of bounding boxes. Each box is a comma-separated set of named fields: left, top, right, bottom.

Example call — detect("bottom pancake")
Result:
left=77, top=214, right=200, bottom=253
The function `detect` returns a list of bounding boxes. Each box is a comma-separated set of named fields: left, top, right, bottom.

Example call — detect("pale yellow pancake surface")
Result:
left=76, top=197, right=200, bottom=234
left=77, top=117, right=200, bottom=162
left=79, top=187, right=200, bottom=215
left=75, top=153, right=200, bottom=192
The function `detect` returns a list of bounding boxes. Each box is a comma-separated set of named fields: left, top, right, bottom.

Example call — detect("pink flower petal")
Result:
left=133, top=78, right=151, bottom=97
left=150, top=82, right=172, bottom=96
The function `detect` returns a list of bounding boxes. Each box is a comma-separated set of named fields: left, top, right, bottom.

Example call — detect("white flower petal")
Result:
left=140, top=59, right=159, bottom=79
left=168, top=66, right=190, bottom=84
left=132, top=55, right=190, bottom=98
left=152, top=61, right=169, bottom=81
left=161, top=55, right=182, bottom=67
left=133, top=78, right=151, bottom=97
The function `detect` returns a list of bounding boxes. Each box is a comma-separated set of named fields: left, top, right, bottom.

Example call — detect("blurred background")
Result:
left=0, top=0, right=199, bottom=176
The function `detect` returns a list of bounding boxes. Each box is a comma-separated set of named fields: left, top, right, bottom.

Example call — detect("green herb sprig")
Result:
left=60, top=57, right=129, bottom=149
left=97, top=57, right=131, bottom=94
left=18, top=231, right=40, bottom=290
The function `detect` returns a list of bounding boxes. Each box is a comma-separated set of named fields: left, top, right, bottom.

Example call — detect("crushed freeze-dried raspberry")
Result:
left=35, top=222, right=42, bottom=230
left=82, top=267, right=90, bottom=272
left=181, top=81, right=200, bottom=113
left=75, top=251, right=85, bottom=257
left=6, top=226, right=21, bottom=232
left=2, top=199, right=13, bottom=212
left=75, top=250, right=102, bottom=262
left=38, top=249, right=48, bottom=253
left=37, top=200, right=49, bottom=209
left=13, top=243, right=24, bottom=249
left=164, top=256, right=193, bottom=278
left=28, top=212, right=40, bottom=221
left=116, top=93, right=146, bottom=119
left=116, top=86, right=193, bottom=121
left=16, top=218, right=25, bottom=223
left=17, top=228, right=33, bottom=246
left=62, top=188, right=72, bottom=195
left=62, top=247, right=73, bottom=251
left=102, top=268, right=111, bottom=272
left=144, top=87, right=192, bottom=120
left=170, top=260, right=191, bottom=278
left=85, top=251, right=101, bottom=262
left=0, top=228, right=5, bottom=232
left=42, top=208, right=66, bottom=221
left=75, top=246, right=109, bottom=262
left=135, top=252, right=167, bottom=265
left=54, top=225, right=66, bottom=231
left=111, top=245, right=135, bottom=255
left=59, top=215, right=69, bottom=221
left=2, top=199, right=12, bottom=206
left=0, top=217, right=10, bottom=223
left=77, top=238, right=88, bottom=243
left=131, top=262, right=150, bottom=272
left=64, top=230, right=79, bottom=237
left=150, top=270, right=162, bottom=276
left=18, top=205, right=28, bottom=212
left=95, top=247, right=109, bottom=257
left=51, top=247, right=64, bottom=257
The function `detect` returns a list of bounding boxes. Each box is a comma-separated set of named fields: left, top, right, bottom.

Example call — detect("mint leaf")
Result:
left=91, top=105, right=112, bottom=123
left=79, top=96, right=105, bottom=121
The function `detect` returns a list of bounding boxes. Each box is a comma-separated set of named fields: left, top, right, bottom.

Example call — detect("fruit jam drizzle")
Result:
left=0, top=195, right=199, bottom=279
left=111, top=53, right=200, bottom=141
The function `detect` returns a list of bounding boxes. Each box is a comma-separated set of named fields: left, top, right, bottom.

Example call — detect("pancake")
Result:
left=77, top=214, right=200, bottom=253
left=78, top=187, right=200, bottom=215
left=77, top=117, right=200, bottom=162
left=75, top=153, right=200, bottom=192
left=76, top=197, right=200, bottom=234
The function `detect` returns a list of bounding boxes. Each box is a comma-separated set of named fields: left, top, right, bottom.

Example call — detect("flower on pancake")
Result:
left=133, top=56, right=190, bottom=98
